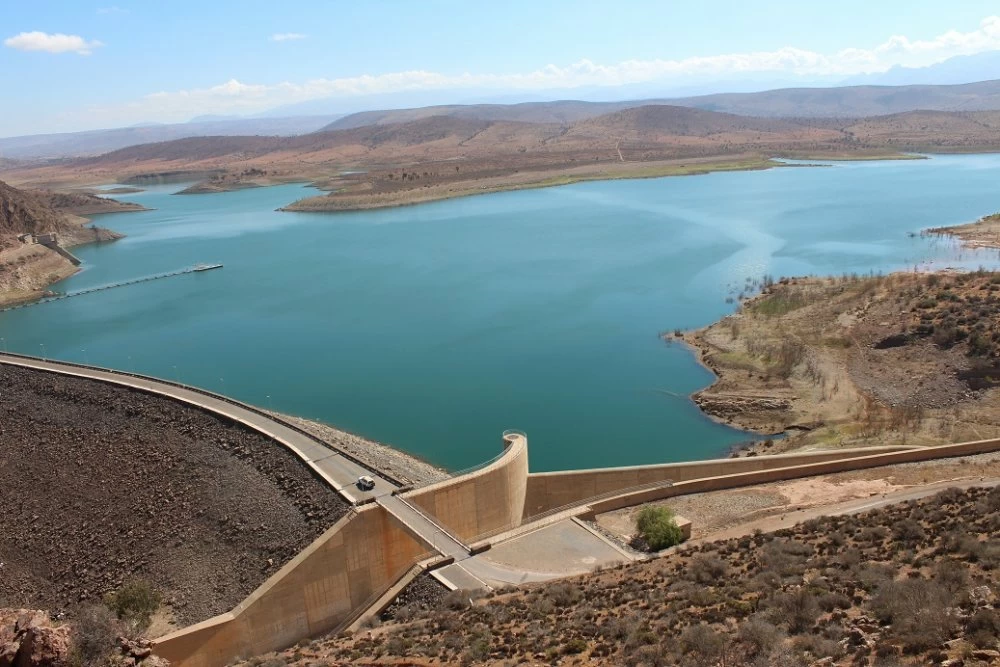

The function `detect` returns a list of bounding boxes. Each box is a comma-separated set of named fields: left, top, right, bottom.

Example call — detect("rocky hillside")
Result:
left=0, top=364, right=351, bottom=626
left=0, top=180, right=129, bottom=306
left=0, top=608, right=167, bottom=667
left=0, top=179, right=71, bottom=248
left=253, top=485, right=1000, bottom=666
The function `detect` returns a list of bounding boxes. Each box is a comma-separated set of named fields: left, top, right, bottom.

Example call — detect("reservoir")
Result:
left=3, top=154, right=1000, bottom=471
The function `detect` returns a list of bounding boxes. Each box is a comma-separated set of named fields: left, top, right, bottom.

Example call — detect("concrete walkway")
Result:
left=0, top=353, right=392, bottom=504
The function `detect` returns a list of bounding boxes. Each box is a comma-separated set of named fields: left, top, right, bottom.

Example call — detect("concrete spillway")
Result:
left=0, top=264, right=223, bottom=313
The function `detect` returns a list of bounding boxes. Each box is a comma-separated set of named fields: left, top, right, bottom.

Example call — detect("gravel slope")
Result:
left=0, top=364, right=349, bottom=625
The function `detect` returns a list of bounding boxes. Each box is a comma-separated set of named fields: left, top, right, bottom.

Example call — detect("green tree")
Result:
left=635, top=506, right=684, bottom=550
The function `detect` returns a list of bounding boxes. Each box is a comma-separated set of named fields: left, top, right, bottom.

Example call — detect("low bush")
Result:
left=635, top=506, right=684, bottom=551
left=103, top=579, right=161, bottom=632
left=71, top=604, right=120, bottom=667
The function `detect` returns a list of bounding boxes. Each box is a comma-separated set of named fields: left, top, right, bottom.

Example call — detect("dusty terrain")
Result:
left=243, top=485, right=1000, bottom=666
left=0, top=364, right=349, bottom=627
left=684, top=269, right=1000, bottom=453
left=6, top=106, right=1000, bottom=212
left=597, top=451, right=1000, bottom=544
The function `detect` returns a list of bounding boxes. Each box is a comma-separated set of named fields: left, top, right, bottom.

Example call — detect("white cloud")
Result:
left=32, top=15, right=1000, bottom=130
left=4, top=31, right=103, bottom=55
left=270, top=33, right=306, bottom=42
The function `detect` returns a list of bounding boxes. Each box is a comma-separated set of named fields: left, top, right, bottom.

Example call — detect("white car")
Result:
left=356, top=475, right=376, bottom=491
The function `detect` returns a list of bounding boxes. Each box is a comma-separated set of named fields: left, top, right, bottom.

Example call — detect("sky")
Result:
left=3, top=0, right=1000, bottom=137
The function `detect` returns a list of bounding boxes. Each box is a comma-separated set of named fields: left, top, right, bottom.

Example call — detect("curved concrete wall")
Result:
left=153, top=505, right=429, bottom=667
left=524, top=445, right=923, bottom=517
left=403, top=432, right=529, bottom=543
left=575, top=437, right=1000, bottom=517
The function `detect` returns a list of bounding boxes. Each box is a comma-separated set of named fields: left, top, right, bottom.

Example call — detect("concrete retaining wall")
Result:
left=524, top=445, right=920, bottom=517
left=577, top=438, right=1000, bottom=518
left=403, top=432, right=529, bottom=543
left=153, top=505, right=429, bottom=667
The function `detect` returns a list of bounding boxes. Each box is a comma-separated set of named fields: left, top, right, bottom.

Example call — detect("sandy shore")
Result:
left=280, top=156, right=787, bottom=212
left=926, top=210, right=1000, bottom=249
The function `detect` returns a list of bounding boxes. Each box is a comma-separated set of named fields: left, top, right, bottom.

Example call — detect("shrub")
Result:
left=737, top=615, right=783, bottom=658
left=870, top=578, right=955, bottom=652
left=71, top=604, right=120, bottom=667
left=103, top=579, right=161, bottom=632
left=689, top=555, right=728, bottom=584
left=635, top=506, right=684, bottom=551
left=966, top=608, right=1000, bottom=648
left=768, top=588, right=820, bottom=634
left=545, top=582, right=582, bottom=608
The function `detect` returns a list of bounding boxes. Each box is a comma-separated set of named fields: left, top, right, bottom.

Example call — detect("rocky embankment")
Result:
left=684, top=271, right=1000, bottom=453
left=0, top=364, right=350, bottom=626
left=0, top=608, right=167, bottom=667
left=0, top=180, right=142, bottom=306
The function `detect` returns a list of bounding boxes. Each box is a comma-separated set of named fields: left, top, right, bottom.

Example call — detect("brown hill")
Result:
left=0, top=180, right=131, bottom=306
left=8, top=105, right=1000, bottom=211
left=0, top=179, right=76, bottom=246
left=320, top=79, right=1000, bottom=132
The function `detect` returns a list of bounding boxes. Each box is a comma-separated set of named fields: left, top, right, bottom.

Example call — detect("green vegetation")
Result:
left=635, top=505, right=684, bottom=550
left=103, top=579, right=162, bottom=631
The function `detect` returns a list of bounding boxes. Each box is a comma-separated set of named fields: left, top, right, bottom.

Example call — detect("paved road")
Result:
left=0, top=353, right=394, bottom=503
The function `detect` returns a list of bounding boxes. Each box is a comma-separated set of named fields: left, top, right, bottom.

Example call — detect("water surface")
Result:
left=3, top=155, right=1000, bottom=471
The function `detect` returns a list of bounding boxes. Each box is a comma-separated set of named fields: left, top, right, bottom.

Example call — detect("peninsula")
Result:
left=0, top=180, right=146, bottom=307
left=6, top=104, right=1000, bottom=213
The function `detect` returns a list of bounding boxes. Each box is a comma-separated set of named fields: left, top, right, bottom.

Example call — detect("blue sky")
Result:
left=4, top=1, right=1000, bottom=136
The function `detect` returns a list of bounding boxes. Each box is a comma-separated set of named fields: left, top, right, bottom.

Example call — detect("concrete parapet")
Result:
left=524, top=444, right=920, bottom=516
left=153, top=505, right=430, bottom=667
left=402, top=431, right=529, bottom=543
left=578, top=438, right=1000, bottom=518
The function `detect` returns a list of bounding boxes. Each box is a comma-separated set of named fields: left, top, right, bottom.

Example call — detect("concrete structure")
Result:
left=403, top=430, right=528, bottom=542
left=34, top=232, right=82, bottom=266
left=0, top=353, right=395, bottom=502
left=6, top=353, right=1000, bottom=667
left=522, top=444, right=921, bottom=517
left=153, top=505, right=432, bottom=667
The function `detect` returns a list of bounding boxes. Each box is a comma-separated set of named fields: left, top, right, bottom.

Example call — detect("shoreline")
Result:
left=0, top=191, right=148, bottom=308
left=277, top=152, right=925, bottom=213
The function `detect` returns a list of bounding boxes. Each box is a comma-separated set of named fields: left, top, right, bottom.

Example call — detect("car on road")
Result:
left=356, top=475, right=375, bottom=491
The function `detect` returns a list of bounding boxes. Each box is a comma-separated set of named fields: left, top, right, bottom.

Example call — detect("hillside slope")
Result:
left=0, top=180, right=130, bottom=305
left=321, top=79, right=1000, bottom=131
left=8, top=105, right=1000, bottom=212
left=244, top=484, right=1000, bottom=666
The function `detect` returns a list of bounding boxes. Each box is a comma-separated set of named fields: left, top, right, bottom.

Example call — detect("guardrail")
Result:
left=0, top=351, right=405, bottom=487
left=442, top=428, right=525, bottom=480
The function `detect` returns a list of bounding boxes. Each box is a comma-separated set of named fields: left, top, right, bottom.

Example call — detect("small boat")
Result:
left=193, top=263, right=224, bottom=272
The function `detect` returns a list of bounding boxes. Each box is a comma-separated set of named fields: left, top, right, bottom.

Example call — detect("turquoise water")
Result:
left=3, top=154, right=1000, bottom=471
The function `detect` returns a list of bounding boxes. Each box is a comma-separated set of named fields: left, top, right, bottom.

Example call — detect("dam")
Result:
left=5, top=352, right=1000, bottom=667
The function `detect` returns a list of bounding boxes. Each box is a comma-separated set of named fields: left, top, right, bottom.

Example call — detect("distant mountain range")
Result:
left=6, top=76, right=1000, bottom=161
left=0, top=116, right=343, bottom=160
